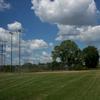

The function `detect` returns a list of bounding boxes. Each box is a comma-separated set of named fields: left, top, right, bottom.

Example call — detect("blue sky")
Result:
left=0, top=0, right=100, bottom=64
left=0, top=0, right=100, bottom=44
left=0, top=0, right=58, bottom=43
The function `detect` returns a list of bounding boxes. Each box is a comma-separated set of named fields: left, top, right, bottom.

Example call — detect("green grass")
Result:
left=0, top=70, right=100, bottom=100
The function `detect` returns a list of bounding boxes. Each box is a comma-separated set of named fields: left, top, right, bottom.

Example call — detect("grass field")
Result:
left=0, top=70, right=100, bottom=100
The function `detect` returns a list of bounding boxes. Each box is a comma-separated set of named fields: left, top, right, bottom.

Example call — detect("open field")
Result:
left=0, top=70, right=100, bottom=100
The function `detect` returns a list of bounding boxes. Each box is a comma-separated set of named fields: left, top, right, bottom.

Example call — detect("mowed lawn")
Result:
left=0, top=71, right=100, bottom=100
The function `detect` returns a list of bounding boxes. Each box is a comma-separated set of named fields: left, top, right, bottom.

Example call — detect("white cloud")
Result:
left=31, top=0, right=99, bottom=25
left=29, top=39, right=48, bottom=50
left=0, top=22, right=50, bottom=65
left=6, top=39, right=48, bottom=53
left=21, top=39, right=48, bottom=52
left=42, top=51, right=49, bottom=57
left=41, top=51, right=52, bottom=63
left=56, top=25, right=100, bottom=47
left=32, top=0, right=100, bottom=48
left=7, top=21, right=22, bottom=32
left=79, top=25, right=100, bottom=44
left=0, top=27, right=21, bottom=46
left=56, top=25, right=80, bottom=41
left=0, top=0, right=11, bottom=11
left=5, top=39, right=49, bottom=65
left=21, top=51, right=52, bottom=64
left=0, top=27, right=10, bottom=41
left=1, top=22, right=48, bottom=52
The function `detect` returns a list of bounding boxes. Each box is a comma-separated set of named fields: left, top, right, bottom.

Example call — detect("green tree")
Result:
left=82, top=46, right=99, bottom=68
left=52, top=40, right=81, bottom=69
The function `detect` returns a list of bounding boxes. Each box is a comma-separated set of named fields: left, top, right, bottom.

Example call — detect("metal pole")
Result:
left=18, top=30, right=22, bottom=72
left=0, top=41, right=2, bottom=69
left=9, top=32, right=13, bottom=72
left=1, top=42, right=3, bottom=66
left=11, top=33, right=13, bottom=71
left=18, top=31, right=21, bottom=67
left=2, top=42, right=4, bottom=66
left=4, top=41, right=6, bottom=67
left=0, top=41, right=6, bottom=71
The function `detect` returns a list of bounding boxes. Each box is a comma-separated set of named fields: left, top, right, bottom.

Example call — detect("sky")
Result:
left=0, top=0, right=100, bottom=64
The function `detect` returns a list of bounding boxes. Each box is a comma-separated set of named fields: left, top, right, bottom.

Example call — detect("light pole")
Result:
left=18, top=30, right=22, bottom=68
left=9, top=32, right=13, bottom=72
left=19, top=30, right=21, bottom=67
left=9, top=30, right=22, bottom=71
left=2, top=41, right=6, bottom=67
left=0, top=41, right=3, bottom=67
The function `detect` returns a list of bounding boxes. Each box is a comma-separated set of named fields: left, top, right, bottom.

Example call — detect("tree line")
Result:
left=52, top=40, right=99, bottom=70
left=0, top=40, right=99, bottom=72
